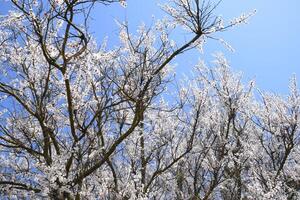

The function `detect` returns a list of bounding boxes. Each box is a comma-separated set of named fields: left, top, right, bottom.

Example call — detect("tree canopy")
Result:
left=0, top=0, right=299, bottom=199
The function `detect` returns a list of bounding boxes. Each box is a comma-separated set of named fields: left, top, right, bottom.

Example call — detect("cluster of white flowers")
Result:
left=120, top=0, right=127, bottom=8
left=230, top=9, right=257, bottom=26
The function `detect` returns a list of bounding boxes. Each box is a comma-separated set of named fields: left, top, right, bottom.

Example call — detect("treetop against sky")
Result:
left=0, top=0, right=300, bottom=199
left=1, top=0, right=299, bottom=93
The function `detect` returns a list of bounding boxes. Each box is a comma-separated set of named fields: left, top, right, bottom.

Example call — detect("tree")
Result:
left=1, top=0, right=299, bottom=199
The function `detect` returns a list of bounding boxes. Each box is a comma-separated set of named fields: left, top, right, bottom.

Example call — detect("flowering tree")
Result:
left=0, top=0, right=299, bottom=199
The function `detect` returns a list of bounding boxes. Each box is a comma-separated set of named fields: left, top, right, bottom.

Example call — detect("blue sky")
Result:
left=1, top=0, right=299, bottom=94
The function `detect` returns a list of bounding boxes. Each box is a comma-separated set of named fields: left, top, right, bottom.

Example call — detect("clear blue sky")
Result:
left=1, top=0, right=299, bottom=94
